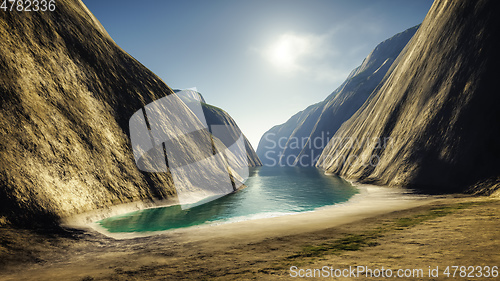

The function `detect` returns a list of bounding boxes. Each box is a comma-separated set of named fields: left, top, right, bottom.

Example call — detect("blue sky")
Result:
left=83, top=0, right=434, bottom=148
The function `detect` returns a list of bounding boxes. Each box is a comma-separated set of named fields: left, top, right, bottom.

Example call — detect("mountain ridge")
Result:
left=317, top=0, right=500, bottom=194
left=256, top=25, right=419, bottom=167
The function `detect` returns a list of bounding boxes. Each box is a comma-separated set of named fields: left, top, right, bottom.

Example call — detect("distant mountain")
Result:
left=0, top=0, right=258, bottom=226
left=256, top=25, right=418, bottom=167
left=173, top=89, right=262, bottom=167
left=317, top=0, right=500, bottom=195
left=173, top=89, right=207, bottom=103
left=202, top=103, right=262, bottom=167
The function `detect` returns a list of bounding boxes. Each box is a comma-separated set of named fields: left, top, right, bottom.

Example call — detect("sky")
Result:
left=83, top=0, right=434, bottom=148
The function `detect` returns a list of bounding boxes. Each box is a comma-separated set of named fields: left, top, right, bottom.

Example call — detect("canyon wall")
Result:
left=0, top=0, right=259, bottom=226
left=256, top=26, right=418, bottom=167
left=317, top=0, right=500, bottom=194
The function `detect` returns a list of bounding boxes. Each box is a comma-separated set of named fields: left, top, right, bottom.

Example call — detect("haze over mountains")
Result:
left=0, top=0, right=259, bottom=226
left=256, top=26, right=418, bottom=167
left=259, top=0, right=499, bottom=195
left=317, top=0, right=500, bottom=194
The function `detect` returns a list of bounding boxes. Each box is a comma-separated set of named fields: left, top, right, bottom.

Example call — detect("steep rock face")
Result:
left=172, top=89, right=262, bottom=167
left=202, top=103, right=262, bottom=167
left=0, top=0, right=256, bottom=226
left=256, top=26, right=418, bottom=167
left=317, top=0, right=500, bottom=194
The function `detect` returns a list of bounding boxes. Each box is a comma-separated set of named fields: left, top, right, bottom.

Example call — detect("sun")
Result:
left=269, top=39, right=295, bottom=66
left=266, top=33, right=310, bottom=70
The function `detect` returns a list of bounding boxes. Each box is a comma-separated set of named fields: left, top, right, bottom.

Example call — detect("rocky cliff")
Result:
left=0, top=0, right=259, bottom=226
left=173, top=89, right=262, bottom=167
left=256, top=26, right=418, bottom=167
left=202, top=103, right=262, bottom=167
left=317, top=0, right=500, bottom=194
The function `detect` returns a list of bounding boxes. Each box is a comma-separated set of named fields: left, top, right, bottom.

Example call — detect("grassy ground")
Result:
left=261, top=202, right=489, bottom=273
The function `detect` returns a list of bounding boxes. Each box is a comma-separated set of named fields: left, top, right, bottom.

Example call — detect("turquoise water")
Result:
left=98, top=167, right=358, bottom=233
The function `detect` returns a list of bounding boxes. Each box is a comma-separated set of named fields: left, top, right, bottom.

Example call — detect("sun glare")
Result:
left=267, top=33, right=310, bottom=70
left=270, top=39, right=294, bottom=66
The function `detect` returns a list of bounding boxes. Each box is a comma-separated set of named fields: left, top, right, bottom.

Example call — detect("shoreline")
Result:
left=61, top=197, right=180, bottom=228
left=1, top=189, right=497, bottom=281
left=76, top=183, right=436, bottom=240
left=172, top=184, right=439, bottom=245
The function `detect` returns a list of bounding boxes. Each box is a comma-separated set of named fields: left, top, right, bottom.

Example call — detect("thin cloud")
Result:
left=252, top=29, right=354, bottom=83
left=251, top=9, right=386, bottom=84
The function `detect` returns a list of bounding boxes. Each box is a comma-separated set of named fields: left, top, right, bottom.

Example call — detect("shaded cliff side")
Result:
left=172, top=89, right=262, bottom=167
left=202, top=103, right=262, bottom=167
left=0, top=0, right=257, bottom=226
left=256, top=26, right=418, bottom=167
left=317, top=0, right=500, bottom=194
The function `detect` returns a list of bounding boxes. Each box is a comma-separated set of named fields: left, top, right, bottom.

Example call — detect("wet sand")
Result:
left=80, top=184, right=432, bottom=240
left=0, top=185, right=498, bottom=281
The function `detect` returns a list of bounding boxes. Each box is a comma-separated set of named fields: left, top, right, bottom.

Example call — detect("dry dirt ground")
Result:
left=0, top=196, right=498, bottom=281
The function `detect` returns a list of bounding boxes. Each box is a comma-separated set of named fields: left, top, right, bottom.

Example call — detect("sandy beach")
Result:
left=80, top=184, right=432, bottom=240
left=0, top=185, right=498, bottom=280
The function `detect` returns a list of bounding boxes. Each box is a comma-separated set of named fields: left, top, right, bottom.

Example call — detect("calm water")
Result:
left=98, top=167, right=358, bottom=233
